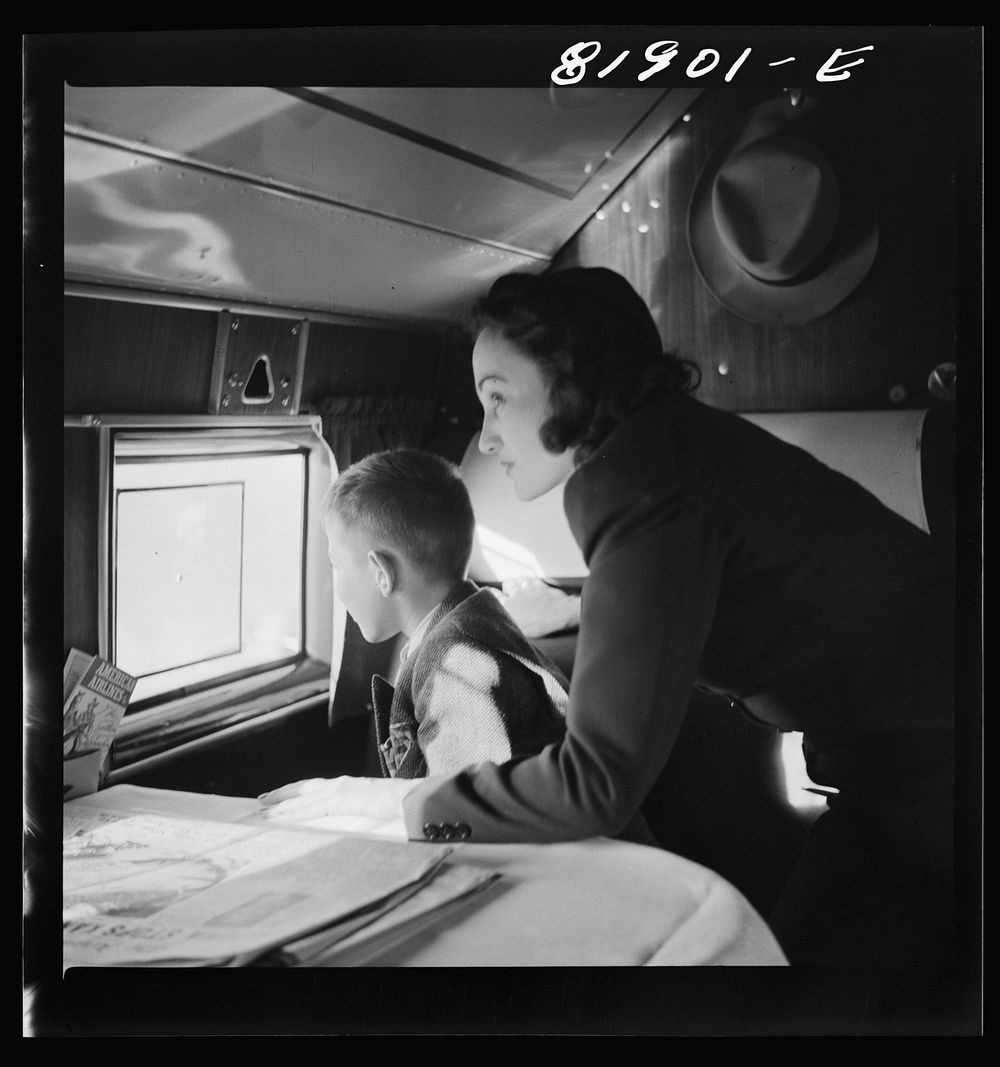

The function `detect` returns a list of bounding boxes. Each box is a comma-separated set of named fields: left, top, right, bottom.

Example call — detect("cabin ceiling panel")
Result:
left=64, top=85, right=700, bottom=324
left=300, top=87, right=667, bottom=195
left=64, top=138, right=539, bottom=323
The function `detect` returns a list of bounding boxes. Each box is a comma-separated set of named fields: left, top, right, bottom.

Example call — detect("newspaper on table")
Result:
left=276, top=863, right=502, bottom=966
left=63, top=800, right=462, bottom=969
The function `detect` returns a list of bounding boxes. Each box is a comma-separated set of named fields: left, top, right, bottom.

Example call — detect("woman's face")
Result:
left=472, top=327, right=576, bottom=502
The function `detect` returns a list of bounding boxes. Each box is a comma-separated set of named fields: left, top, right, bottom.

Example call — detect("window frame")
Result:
left=64, top=413, right=338, bottom=778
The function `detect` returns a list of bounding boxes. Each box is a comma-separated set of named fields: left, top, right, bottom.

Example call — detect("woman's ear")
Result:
left=368, top=551, right=395, bottom=597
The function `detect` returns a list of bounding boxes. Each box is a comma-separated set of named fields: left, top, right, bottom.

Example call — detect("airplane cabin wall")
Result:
left=63, top=293, right=465, bottom=794
left=551, top=82, right=964, bottom=413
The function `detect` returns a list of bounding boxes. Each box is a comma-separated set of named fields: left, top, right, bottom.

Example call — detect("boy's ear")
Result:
left=368, top=551, right=395, bottom=597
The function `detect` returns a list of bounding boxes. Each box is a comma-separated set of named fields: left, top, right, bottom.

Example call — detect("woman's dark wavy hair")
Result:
left=469, top=268, right=700, bottom=463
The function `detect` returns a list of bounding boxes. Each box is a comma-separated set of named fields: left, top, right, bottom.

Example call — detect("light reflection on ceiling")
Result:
left=64, top=85, right=701, bottom=325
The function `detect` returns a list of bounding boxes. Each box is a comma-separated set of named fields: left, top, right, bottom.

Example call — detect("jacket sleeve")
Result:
left=403, top=475, right=724, bottom=843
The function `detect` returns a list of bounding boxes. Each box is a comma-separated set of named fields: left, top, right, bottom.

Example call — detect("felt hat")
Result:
left=687, top=94, right=879, bottom=326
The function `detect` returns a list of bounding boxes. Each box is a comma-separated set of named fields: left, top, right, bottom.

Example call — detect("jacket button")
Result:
left=441, top=824, right=455, bottom=840
left=423, top=823, right=440, bottom=841
left=456, top=823, right=471, bottom=840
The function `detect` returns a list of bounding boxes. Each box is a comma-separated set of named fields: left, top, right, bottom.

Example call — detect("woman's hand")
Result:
left=257, top=776, right=420, bottom=822
left=493, top=577, right=581, bottom=637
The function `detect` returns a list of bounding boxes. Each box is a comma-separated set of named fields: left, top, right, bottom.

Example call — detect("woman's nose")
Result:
left=478, top=422, right=499, bottom=455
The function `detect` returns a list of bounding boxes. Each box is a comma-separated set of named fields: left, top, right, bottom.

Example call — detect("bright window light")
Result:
left=113, top=446, right=305, bottom=703
left=472, top=524, right=547, bottom=580
left=778, top=732, right=835, bottom=811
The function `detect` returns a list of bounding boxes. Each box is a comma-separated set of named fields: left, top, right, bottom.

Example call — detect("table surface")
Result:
left=64, top=784, right=788, bottom=968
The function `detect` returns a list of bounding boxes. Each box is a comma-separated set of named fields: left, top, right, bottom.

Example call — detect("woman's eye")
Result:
left=488, top=392, right=505, bottom=409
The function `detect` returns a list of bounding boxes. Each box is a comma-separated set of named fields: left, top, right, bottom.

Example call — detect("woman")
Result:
left=263, top=267, right=956, bottom=967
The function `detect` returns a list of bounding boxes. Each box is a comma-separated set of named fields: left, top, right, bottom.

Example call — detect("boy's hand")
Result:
left=258, top=776, right=419, bottom=822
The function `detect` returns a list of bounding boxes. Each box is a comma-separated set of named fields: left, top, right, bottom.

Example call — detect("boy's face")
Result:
left=325, top=516, right=396, bottom=643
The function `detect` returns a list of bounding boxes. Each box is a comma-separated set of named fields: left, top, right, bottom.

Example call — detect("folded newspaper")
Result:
left=63, top=799, right=485, bottom=969
left=280, top=863, right=502, bottom=966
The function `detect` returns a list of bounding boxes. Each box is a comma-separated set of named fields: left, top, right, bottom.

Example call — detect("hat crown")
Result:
left=686, top=96, right=878, bottom=326
left=711, top=134, right=840, bottom=283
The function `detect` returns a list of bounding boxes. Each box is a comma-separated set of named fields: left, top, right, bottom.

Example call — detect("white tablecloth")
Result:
left=65, top=785, right=787, bottom=967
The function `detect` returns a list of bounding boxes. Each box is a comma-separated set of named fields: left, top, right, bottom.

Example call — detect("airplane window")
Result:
left=60, top=414, right=336, bottom=773
left=113, top=448, right=305, bottom=704
left=778, top=733, right=833, bottom=812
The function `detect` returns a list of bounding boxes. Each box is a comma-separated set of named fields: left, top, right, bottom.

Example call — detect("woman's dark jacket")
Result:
left=403, top=392, right=955, bottom=842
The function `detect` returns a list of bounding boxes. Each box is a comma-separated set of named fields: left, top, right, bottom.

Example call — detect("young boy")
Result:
left=323, top=447, right=570, bottom=780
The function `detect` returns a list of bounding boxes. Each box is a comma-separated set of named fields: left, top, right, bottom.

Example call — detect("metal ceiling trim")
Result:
left=63, top=280, right=454, bottom=333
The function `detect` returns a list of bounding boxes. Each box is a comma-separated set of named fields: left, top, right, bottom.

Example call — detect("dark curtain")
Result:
left=315, top=394, right=436, bottom=472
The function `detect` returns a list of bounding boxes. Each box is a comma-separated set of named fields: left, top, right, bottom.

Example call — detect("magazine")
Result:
left=63, top=650, right=137, bottom=799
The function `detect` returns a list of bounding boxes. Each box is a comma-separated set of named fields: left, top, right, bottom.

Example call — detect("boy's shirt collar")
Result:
left=396, top=581, right=480, bottom=669
left=399, top=603, right=441, bottom=665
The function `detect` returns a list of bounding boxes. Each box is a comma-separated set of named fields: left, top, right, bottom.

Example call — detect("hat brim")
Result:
left=687, top=96, right=879, bottom=327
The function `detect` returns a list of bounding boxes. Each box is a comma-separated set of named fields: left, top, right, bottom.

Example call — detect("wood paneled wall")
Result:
left=64, top=296, right=453, bottom=419
left=64, top=298, right=218, bottom=414
left=300, top=320, right=445, bottom=408
left=552, top=82, right=969, bottom=413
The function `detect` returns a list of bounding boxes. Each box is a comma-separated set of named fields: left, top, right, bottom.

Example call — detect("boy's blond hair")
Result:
left=322, top=448, right=475, bottom=582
